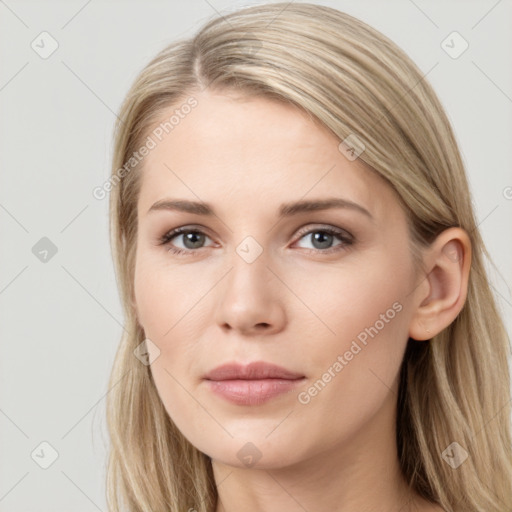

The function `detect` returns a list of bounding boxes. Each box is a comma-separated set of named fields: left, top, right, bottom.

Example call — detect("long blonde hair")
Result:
left=105, top=3, right=512, bottom=511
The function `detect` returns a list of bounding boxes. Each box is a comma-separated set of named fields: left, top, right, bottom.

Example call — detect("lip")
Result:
left=204, top=361, right=304, bottom=381
left=203, top=361, right=305, bottom=406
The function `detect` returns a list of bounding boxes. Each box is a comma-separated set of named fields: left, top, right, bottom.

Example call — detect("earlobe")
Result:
left=408, top=227, right=471, bottom=341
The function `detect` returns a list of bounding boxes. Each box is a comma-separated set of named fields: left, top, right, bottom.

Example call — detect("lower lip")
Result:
left=205, top=378, right=305, bottom=405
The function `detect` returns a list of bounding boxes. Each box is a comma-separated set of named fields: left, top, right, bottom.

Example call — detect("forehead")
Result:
left=136, top=89, right=398, bottom=220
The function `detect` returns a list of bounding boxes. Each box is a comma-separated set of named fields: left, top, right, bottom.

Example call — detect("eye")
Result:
left=158, top=224, right=354, bottom=256
left=293, top=226, right=354, bottom=253
left=158, top=227, right=215, bottom=256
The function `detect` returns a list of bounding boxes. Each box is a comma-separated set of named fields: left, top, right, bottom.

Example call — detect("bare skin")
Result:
left=133, top=89, right=470, bottom=512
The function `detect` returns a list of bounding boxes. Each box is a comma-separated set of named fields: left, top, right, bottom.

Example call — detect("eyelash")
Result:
left=158, top=225, right=354, bottom=257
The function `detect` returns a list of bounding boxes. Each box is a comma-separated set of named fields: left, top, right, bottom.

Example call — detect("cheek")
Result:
left=133, top=251, right=216, bottom=437
left=298, top=254, right=410, bottom=359
left=293, top=256, right=412, bottom=439
left=133, top=248, right=197, bottom=338
left=133, top=264, right=170, bottom=338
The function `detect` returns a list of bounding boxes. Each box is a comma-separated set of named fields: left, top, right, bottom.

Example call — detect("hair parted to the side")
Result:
left=105, top=3, right=512, bottom=511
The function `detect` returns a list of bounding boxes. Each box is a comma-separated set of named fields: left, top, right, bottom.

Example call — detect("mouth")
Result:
left=203, top=361, right=306, bottom=406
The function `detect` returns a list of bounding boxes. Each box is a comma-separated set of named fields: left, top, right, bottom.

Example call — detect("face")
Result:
left=133, top=89, right=420, bottom=469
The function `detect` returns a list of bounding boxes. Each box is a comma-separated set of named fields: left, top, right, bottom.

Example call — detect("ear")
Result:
left=408, top=227, right=472, bottom=341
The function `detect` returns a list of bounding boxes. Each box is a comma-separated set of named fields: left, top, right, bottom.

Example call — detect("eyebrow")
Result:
left=147, top=197, right=372, bottom=219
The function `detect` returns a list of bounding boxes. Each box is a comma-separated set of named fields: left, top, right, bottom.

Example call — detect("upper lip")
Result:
left=204, top=361, right=305, bottom=381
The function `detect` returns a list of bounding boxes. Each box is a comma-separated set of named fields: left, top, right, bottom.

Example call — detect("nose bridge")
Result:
left=215, top=235, right=285, bottom=333
left=227, top=235, right=272, bottom=296
left=235, top=233, right=266, bottom=266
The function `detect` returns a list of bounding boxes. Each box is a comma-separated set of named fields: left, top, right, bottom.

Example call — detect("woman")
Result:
left=105, top=3, right=512, bottom=511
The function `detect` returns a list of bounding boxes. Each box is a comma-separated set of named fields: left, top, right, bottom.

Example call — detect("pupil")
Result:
left=313, top=231, right=332, bottom=249
left=185, top=232, right=204, bottom=249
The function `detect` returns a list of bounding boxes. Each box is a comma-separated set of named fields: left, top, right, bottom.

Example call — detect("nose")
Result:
left=215, top=251, right=286, bottom=336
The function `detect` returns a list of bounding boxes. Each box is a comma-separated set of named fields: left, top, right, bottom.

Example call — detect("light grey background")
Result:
left=0, top=0, right=511, bottom=510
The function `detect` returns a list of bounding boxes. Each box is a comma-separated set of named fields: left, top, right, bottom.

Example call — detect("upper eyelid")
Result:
left=295, top=224, right=352, bottom=238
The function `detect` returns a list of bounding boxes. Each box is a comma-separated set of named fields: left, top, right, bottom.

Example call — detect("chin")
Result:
left=195, top=432, right=310, bottom=471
